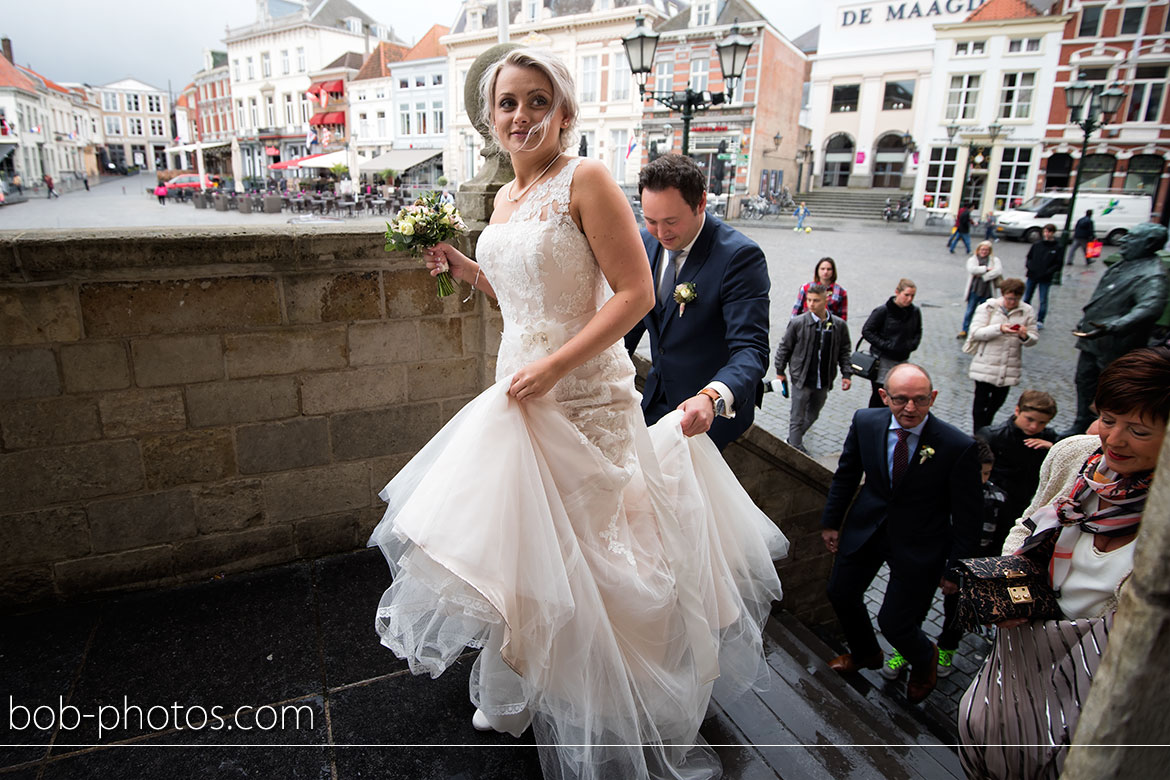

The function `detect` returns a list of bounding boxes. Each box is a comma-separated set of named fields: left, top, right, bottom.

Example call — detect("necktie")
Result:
left=658, top=249, right=678, bottom=308
left=892, top=428, right=910, bottom=486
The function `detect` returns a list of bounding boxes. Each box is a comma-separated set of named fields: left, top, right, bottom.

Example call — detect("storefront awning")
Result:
left=162, top=140, right=231, bottom=154
left=305, top=79, right=344, bottom=96
left=0, top=142, right=15, bottom=160
left=359, top=148, right=441, bottom=174
left=309, top=112, right=346, bottom=126
left=269, top=153, right=326, bottom=170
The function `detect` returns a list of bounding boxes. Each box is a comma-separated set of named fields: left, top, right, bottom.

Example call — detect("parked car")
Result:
left=995, top=192, right=1152, bottom=244
left=164, top=174, right=215, bottom=192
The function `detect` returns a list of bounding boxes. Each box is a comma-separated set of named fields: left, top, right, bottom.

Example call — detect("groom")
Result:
left=625, top=154, right=770, bottom=450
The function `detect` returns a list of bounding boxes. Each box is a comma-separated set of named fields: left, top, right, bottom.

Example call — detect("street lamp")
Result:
left=623, top=15, right=754, bottom=156
left=1058, top=76, right=1127, bottom=264
left=945, top=121, right=1001, bottom=212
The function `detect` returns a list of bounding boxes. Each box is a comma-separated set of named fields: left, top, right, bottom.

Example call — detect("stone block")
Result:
left=366, top=454, right=413, bottom=506
left=0, top=285, right=81, bottom=345
left=224, top=327, right=347, bottom=378
left=295, top=512, right=362, bottom=558
left=54, top=546, right=175, bottom=596
left=87, top=489, right=198, bottom=553
left=0, top=396, right=102, bottom=449
left=0, top=347, right=60, bottom=401
left=0, top=507, right=90, bottom=566
left=283, top=272, right=383, bottom=324
left=385, top=268, right=475, bottom=319
left=236, top=417, right=331, bottom=474
left=439, top=395, right=476, bottom=425
left=193, top=479, right=266, bottom=534
left=0, top=565, right=56, bottom=611
left=300, top=366, right=406, bottom=415
left=173, top=525, right=296, bottom=580
left=98, top=388, right=186, bottom=437
left=405, top=358, right=480, bottom=402
left=330, top=403, right=441, bottom=461
left=417, top=317, right=465, bottom=360
left=186, top=377, right=299, bottom=427
left=262, top=462, right=369, bottom=522
left=348, top=320, right=419, bottom=367
left=0, top=440, right=143, bottom=512
left=79, top=277, right=281, bottom=337
left=131, top=334, right=224, bottom=387
left=60, top=341, right=131, bottom=393
left=141, top=429, right=236, bottom=489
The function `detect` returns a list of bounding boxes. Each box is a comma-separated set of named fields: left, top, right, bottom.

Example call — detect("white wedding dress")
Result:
left=369, top=158, right=788, bottom=780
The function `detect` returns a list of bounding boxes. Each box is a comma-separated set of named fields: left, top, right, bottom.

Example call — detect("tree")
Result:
left=330, top=163, right=349, bottom=179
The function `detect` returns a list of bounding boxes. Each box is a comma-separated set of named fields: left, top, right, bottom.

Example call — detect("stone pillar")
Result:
left=1063, top=422, right=1170, bottom=777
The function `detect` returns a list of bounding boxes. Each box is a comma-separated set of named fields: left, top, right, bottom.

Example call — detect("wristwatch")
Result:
left=698, top=387, right=726, bottom=416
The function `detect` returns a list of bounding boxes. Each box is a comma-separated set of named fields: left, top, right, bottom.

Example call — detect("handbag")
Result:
left=849, top=336, right=878, bottom=381
left=1085, top=240, right=1103, bottom=259
left=955, top=555, right=1061, bottom=632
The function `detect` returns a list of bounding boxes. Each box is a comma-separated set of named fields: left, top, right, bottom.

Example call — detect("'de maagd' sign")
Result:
left=840, top=0, right=985, bottom=26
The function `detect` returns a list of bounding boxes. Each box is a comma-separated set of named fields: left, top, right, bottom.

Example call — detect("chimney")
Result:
left=2, top=38, right=12, bottom=64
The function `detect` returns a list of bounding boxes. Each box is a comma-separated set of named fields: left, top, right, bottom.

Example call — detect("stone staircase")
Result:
left=795, top=188, right=911, bottom=222
left=707, top=611, right=965, bottom=778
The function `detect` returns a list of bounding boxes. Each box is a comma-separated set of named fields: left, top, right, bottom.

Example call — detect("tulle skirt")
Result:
left=369, top=378, right=787, bottom=780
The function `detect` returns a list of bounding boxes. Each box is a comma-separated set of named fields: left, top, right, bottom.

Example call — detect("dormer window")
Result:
left=469, top=8, right=483, bottom=31
left=955, top=40, right=986, bottom=56
left=694, top=1, right=713, bottom=27
left=345, top=16, right=362, bottom=34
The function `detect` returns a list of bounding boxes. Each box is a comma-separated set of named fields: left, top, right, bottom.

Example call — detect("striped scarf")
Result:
left=1016, top=449, right=1151, bottom=590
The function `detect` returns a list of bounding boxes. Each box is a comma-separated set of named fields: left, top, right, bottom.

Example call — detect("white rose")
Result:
left=399, top=221, right=414, bottom=236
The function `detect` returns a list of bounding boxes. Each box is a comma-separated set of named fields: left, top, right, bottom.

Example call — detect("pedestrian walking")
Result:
left=958, top=241, right=1002, bottom=337
left=861, top=279, right=922, bottom=408
left=963, top=278, right=1038, bottom=432
left=794, top=201, right=810, bottom=232
left=12, top=173, right=22, bottom=194
left=983, top=210, right=996, bottom=241
left=792, top=257, right=848, bottom=320
left=154, top=183, right=168, bottom=205
left=1067, top=209, right=1095, bottom=266
left=1023, top=224, right=1062, bottom=329
left=947, top=203, right=973, bottom=254
left=43, top=174, right=59, bottom=199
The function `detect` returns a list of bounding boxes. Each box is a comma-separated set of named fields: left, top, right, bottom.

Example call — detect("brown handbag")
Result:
left=955, top=555, right=1062, bottom=631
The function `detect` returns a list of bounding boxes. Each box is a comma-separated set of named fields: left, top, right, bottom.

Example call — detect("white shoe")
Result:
left=472, top=708, right=493, bottom=731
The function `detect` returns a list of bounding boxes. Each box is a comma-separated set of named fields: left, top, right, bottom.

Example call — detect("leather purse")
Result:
left=955, top=555, right=1061, bottom=631
left=849, top=337, right=878, bottom=381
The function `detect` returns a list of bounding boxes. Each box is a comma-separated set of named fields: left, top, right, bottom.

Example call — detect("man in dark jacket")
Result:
left=862, top=279, right=922, bottom=408
left=1068, top=209, right=1095, bottom=266
left=948, top=205, right=973, bottom=254
left=1023, top=223, right=1062, bottom=328
left=774, top=285, right=852, bottom=452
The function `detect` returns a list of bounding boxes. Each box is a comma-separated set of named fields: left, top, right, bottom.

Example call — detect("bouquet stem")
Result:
left=436, top=270, right=456, bottom=298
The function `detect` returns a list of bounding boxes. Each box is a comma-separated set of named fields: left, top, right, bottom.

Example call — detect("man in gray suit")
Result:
left=773, top=285, right=852, bottom=452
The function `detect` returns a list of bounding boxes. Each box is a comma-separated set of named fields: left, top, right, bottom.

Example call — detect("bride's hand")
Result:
left=509, top=356, right=565, bottom=402
left=423, top=242, right=475, bottom=283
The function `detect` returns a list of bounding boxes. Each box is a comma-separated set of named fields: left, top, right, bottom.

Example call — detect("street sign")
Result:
left=717, top=153, right=731, bottom=160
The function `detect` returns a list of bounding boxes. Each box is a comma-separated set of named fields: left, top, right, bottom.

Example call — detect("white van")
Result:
left=995, top=193, right=1152, bottom=244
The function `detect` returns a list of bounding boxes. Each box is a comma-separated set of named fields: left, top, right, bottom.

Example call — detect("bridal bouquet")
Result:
left=385, top=192, right=469, bottom=298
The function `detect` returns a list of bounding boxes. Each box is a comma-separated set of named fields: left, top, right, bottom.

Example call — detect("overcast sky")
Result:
left=3, top=1, right=820, bottom=94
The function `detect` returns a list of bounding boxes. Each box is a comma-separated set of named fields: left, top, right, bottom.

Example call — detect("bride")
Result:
left=369, top=47, right=787, bottom=779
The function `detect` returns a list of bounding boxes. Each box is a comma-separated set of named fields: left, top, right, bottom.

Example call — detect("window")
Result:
left=694, top=1, right=713, bottom=26
left=281, top=50, right=289, bottom=75
left=690, top=57, right=709, bottom=92
left=654, top=60, right=673, bottom=92
left=416, top=75, right=426, bottom=88
left=883, top=80, right=914, bottom=110
left=375, top=87, right=385, bottom=99
left=377, top=110, right=386, bottom=136
left=356, top=91, right=367, bottom=102
left=399, top=104, right=411, bottom=135
left=580, top=130, right=596, bottom=157
left=610, top=129, right=629, bottom=182
left=923, top=146, right=958, bottom=209
left=524, top=0, right=538, bottom=22
left=246, top=57, right=254, bottom=80
left=999, top=72, right=1035, bottom=119
left=249, top=97, right=259, bottom=127
left=1007, top=38, right=1040, bottom=53
left=359, top=112, right=369, bottom=137
left=102, top=92, right=119, bottom=111
left=993, top=147, right=1031, bottom=210
left=399, top=77, right=409, bottom=89
left=1078, top=154, right=1116, bottom=190
left=237, top=100, right=246, bottom=128
left=1079, top=5, right=1103, bottom=37
left=232, top=59, right=240, bottom=81
left=126, top=94, right=140, bottom=112
left=415, top=101, right=427, bottom=134
left=1120, top=6, right=1144, bottom=35
left=284, top=94, right=295, bottom=125
left=432, top=74, right=442, bottom=87
left=946, top=74, right=980, bottom=120
left=150, top=118, right=165, bottom=135
left=831, top=84, right=860, bottom=112
left=954, top=40, right=986, bottom=56
left=432, top=101, right=444, bottom=134
left=1125, top=154, right=1165, bottom=196
left=104, top=116, right=122, bottom=135
left=612, top=54, right=631, bottom=101
left=266, top=96, right=275, bottom=126
left=581, top=55, right=599, bottom=102
left=261, top=52, right=271, bottom=78
left=128, top=117, right=143, bottom=135
left=1126, top=66, right=1167, bottom=122
left=297, top=47, right=306, bottom=72
left=300, top=95, right=310, bottom=123
left=147, top=95, right=162, bottom=112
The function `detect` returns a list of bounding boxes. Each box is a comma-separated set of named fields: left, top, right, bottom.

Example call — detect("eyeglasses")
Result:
left=887, top=395, right=932, bottom=407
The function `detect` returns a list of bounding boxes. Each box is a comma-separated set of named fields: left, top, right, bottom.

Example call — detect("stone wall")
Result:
left=0, top=225, right=835, bottom=627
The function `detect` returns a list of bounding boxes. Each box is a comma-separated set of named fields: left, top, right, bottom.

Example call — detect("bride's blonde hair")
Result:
left=479, top=47, right=579, bottom=153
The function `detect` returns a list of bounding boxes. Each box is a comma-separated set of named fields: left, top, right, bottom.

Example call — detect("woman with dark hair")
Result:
left=862, top=278, right=922, bottom=407
left=963, top=277, right=1038, bottom=431
left=959, top=346, right=1170, bottom=780
left=792, top=257, right=848, bottom=320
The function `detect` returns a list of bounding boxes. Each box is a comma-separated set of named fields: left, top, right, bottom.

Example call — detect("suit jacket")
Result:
left=820, top=408, right=982, bottom=572
left=624, top=213, right=770, bottom=449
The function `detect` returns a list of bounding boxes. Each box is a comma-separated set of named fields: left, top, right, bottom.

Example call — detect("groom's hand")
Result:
left=677, top=395, right=715, bottom=437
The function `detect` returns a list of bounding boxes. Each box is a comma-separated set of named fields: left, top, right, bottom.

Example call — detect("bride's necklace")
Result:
left=506, top=154, right=561, bottom=203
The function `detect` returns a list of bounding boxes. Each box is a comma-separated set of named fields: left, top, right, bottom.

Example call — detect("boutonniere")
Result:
left=919, top=446, right=936, bottom=465
left=673, top=282, right=697, bottom=317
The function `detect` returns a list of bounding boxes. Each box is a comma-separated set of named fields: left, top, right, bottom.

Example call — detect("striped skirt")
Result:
left=957, top=616, right=1112, bottom=780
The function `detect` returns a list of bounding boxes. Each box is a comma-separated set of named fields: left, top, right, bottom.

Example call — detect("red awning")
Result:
left=268, top=153, right=325, bottom=170
left=305, top=81, right=326, bottom=94
left=308, top=112, right=346, bottom=126
left=264, top=146, right=281, bottom=156
left=322, top=79, right=344, bottom=93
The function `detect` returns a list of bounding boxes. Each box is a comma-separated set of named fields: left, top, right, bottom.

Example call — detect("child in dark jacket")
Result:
left=975, top=389, right=1058, bottom=533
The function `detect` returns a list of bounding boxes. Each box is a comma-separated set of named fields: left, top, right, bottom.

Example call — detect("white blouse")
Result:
left=1057, top=532, right=1135, bottom=619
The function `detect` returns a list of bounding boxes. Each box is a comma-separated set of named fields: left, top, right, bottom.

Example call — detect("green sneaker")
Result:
left=937, top=647, right=956, bottom=678
left=879, top=650, right=908, bottom=680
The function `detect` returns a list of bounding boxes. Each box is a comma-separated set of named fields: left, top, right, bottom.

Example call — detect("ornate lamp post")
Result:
left=1058, top=76, right=1127, bottom=262
left=623, top=15, right=754, bottom=156
left=945, top=121, right=1001, bottom=213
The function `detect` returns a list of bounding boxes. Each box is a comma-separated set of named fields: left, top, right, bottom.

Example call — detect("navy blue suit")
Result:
left=624, top=214, right=770, bottom=450
left=821, top=408, right=981, bottom=668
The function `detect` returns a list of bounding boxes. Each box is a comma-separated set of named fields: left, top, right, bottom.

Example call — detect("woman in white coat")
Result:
left=964, top=277, right=1037, bottom=431
left=958, top=240, right=1003, bottom=337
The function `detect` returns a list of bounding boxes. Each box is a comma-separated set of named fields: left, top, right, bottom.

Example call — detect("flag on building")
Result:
left=306, top=128, right=318, bottom=147
left=626, top=135, right=640, bottom=160
left=321, top=128, right=333, bottom=146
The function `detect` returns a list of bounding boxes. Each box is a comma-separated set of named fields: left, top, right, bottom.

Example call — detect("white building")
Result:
left=350, top=39, right=410, bottom=163
left=914, top=1, right=1067, bottom=220
left=224, top=0, right=404, bottom=179
left=96, top=78, right=172, bottom=172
